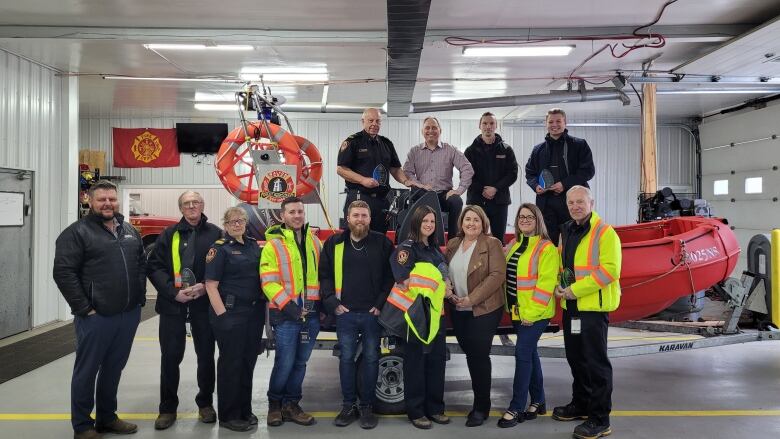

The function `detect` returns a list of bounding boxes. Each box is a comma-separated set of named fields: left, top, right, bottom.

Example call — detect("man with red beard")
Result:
left=319, top=200, right=395, bottom=429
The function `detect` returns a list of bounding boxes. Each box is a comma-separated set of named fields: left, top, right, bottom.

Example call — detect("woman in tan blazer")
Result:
left=445, top=205, right=506, bottom=427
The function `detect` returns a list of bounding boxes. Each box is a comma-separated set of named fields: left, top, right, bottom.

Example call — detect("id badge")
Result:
left=511, top=305, right=521, bottom=320
left=299, top=327, right=310, bottom=344
left=570, top=317, right=581, bottom=335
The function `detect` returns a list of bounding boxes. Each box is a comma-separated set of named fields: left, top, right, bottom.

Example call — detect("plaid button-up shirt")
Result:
left=402, top=142, right=474, bottom=195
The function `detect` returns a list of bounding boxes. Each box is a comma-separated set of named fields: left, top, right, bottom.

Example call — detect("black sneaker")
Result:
left=358, top=405, right=378, bottom=429
left=333, top=404, right=358, bottom=427
left=551, top=402, right=588, bottom=421
left=573, top=420, right=612, bottom=439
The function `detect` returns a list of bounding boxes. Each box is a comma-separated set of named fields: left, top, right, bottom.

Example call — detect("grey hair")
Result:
left=567, top=185, right=593, bottom=200
left=177, top=191, right=203, bottom=208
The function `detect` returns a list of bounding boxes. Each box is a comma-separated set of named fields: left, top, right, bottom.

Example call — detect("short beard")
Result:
left=348, top=223, right=368, bottom=240
left=91, top=208, right=115, bottom=221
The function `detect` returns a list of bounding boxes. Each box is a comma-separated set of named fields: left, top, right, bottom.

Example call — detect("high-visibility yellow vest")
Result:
left=260, top=224, right=322, bottom=310
left=334, top=241, right=344, bottom=300
left=171, top=230, right=184, bottom=288
left=505, top=235, right=559, bottom=322
left=385, top=262, right=445, bottom=344
left=560, top=211, right=622, bottom=312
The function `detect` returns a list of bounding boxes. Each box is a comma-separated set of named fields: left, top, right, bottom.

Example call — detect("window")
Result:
left=713, top=180, right=729, bottom=195
left=745, top=177, right=763, bottom=194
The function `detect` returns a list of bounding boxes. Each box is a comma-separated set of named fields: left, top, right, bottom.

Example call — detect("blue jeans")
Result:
left=336, top=312, right=381, bottom=407
left=509, top=319, right=549, bottom=411
left=267, top=317, right=320, bottom=403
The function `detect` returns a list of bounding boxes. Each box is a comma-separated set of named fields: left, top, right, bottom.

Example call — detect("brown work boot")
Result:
left=74, top=428, right=101, bottom=439
left=198, top=406, right=217, bottom=424
left=154, top=413, right=176, bottom=430
left=282, top=401, right=316, bottom=426
left=95, top=418, right=138, bottom=434
left=267, top=399, right=283, bottom=427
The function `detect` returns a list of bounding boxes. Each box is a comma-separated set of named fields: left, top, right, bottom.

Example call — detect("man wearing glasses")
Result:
left=147, top=191, right=223, bottom=430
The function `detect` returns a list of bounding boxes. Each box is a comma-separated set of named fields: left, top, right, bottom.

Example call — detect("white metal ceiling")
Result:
left=1, top=0, right=779, bottom=119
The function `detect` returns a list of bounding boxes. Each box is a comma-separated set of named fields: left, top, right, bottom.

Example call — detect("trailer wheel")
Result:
left=357, top=351, right=406, bottom=415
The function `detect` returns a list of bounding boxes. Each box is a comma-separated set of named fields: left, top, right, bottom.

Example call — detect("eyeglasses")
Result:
left=225, top=219, right=246, bottom=226
left=181, top=201, right=202, bottom=208
left=517, top=215, right=536, bottom=222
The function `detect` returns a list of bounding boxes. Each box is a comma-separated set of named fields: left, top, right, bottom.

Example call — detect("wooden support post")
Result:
left=641, top=83, right=658, bottom=195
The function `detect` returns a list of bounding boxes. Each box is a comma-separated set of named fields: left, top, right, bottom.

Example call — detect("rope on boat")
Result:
left=622, top=240, right=697, bottom=294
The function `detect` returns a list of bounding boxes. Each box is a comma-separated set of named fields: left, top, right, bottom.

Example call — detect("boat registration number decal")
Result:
left=688, top=246, right=720, bottom=264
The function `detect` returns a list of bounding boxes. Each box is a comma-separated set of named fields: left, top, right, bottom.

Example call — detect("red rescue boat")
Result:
left=550, top=216, right=740, bottom=324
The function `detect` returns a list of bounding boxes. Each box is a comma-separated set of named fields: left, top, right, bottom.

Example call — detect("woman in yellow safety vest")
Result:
left=387, top=205, right=448, bottom=430
left=498, top=203, right=560, bottom=428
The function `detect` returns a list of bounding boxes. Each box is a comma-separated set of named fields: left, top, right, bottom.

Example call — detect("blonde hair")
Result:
left=222, top=207, right=248, bottom=225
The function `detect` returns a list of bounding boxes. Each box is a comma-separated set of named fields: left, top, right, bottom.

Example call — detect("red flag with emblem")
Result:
left=112, top=128, right=180, bottom=168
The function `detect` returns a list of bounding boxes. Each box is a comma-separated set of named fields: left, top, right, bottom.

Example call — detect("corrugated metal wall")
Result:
left=81, top=116, right=695, bottom=229
left=128, top=186, right=239, bottom=225
left=0, top=50, right=69, bottom=326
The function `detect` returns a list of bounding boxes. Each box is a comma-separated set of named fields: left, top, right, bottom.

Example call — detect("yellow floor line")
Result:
left=2, top=409, right=779, bottom=421
left=133, top=335, right=698, bottom=343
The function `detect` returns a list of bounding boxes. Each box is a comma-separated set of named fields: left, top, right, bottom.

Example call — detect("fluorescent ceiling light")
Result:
left=239, top=73, right=328, bottom=82
left=462, top=46, right=574, bottom=57
left=195, top=103, right=243, bottom=111
left=194, top=92, right=235, bottom=102
left=103, top=76, right=239, bottom=83
left=144, top=44, right=254, bottom=51
left=241, top=66, right=328, bottom=74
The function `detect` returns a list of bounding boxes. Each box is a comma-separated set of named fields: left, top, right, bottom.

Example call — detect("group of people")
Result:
left=338, top=107, right=594, bottom=246
left=52, top=106, right=619, bottom=439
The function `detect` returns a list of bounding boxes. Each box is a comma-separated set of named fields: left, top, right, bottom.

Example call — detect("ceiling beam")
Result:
left=0, top=26, right=386, bottom=45
left=386, top=0, right=432, bottom=117
left=425, top=24, right=754, bottom=44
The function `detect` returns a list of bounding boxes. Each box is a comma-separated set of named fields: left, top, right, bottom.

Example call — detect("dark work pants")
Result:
left=450, top=307, right=502, bottom=414
left=562, top=307, right=613, bottom=426
left=345, top=191, right=390, bottom=234
left=402, top=321, right=446, bottom=420
left=210, top=306, right=264, bottom=422
left=71, top=306, right=141, bottom=433
left=158, top=310, right=216, bottom=413
left=540, top=195, right=571, bottom=246
left=437, top=191, right=463, bottom=239
left=481, top=202, right=509, bottom=243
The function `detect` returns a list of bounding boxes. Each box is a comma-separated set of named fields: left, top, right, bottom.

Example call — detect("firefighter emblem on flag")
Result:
left=131, top=131, right=163, bottom=163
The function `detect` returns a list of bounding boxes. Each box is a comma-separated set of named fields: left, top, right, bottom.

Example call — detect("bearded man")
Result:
left=318, top=200, right=395, bottom=429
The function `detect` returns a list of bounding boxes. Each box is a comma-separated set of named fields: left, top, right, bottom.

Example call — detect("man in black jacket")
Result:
left=53, top=180, right=146, bottom=439
left=146, top=191, right=223, bottom=430
left=465, top=112, right=519, bottom=243
left=525, top=108, right=595, bottom=245
left=319, top=200, right=394, bottom=429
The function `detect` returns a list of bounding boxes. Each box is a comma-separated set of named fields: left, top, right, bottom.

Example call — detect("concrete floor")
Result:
left=1, top=315, right=779, bottom=439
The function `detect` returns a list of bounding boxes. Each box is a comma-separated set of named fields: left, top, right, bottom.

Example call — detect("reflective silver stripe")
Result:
left=269, top=239, right=295, bottom=306
left=262, top=273, right=282, bottom=282
left=306, top=286, right=320, bottom=300
left=532, top=289, right=552, bottom=304
left=299, top=139, right=311, bottom=152
left=409, top=274, right=439, bottom=291
left=516, top=279, right=537, bottom=288
left=516, top=239, right=550, bottom=291
left=590, top=222, right=606, bottom=266
left=575, top=269, right=590, bottom=279
left=593, top=267, right=612, bottom=286
left=388, top=288, right=413, bottom=311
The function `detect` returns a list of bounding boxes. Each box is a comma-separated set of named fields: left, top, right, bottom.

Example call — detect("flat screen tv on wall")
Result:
left=175, top=123, right=228, bottom=154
